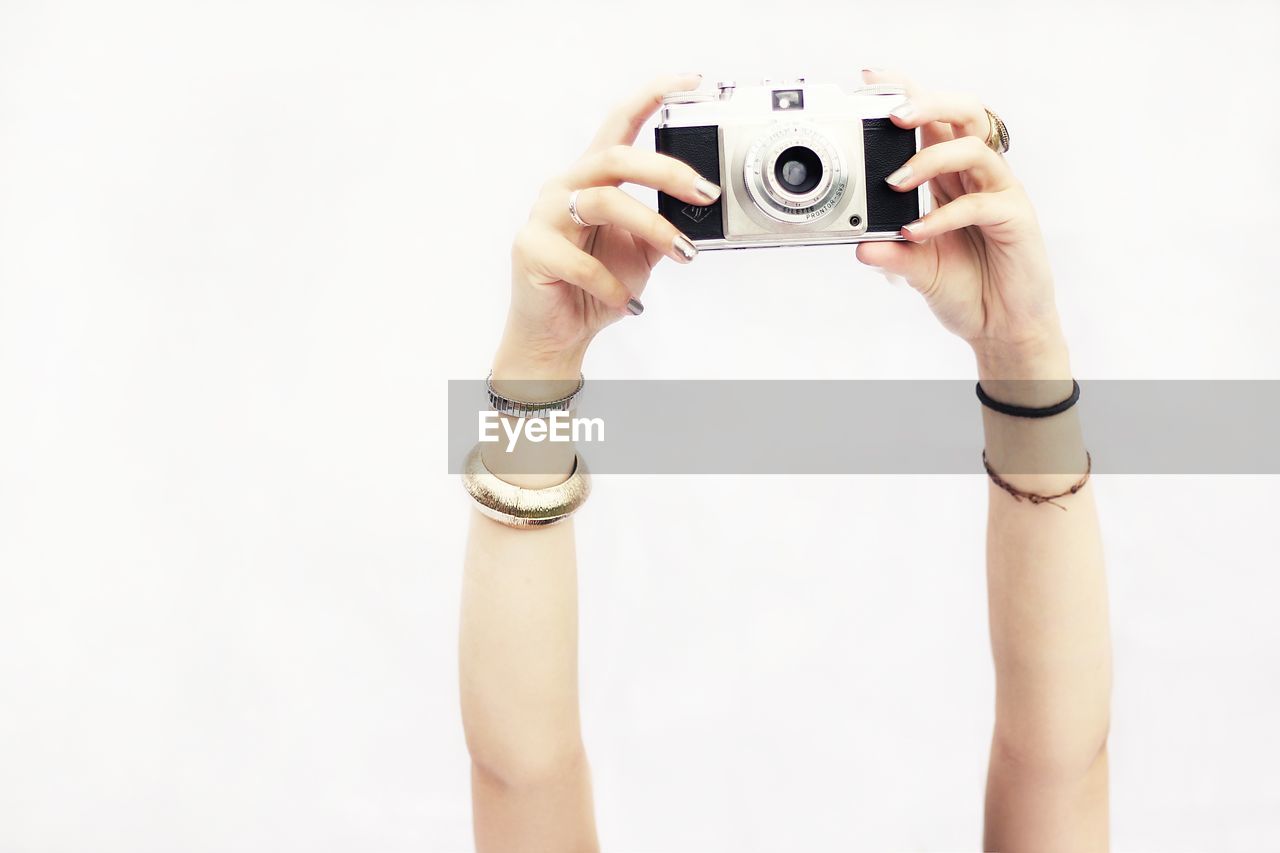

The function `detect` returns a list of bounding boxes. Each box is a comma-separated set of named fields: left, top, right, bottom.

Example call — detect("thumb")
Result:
left=855, top=240, right=936, bottom=292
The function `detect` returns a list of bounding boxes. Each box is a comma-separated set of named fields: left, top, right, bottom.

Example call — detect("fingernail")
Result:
left=626, top=297, right=645, bottom=316
left=862, top=67, right=883, bottom=75
left=902, top=219, right=926, bottom=239
left=885, top=164, right=913, bottom=187
left=890, top=100, right=916, bottom=120
left=694, top=178, right=722, bottom=203
left=672, top=233, right=698, bottom=263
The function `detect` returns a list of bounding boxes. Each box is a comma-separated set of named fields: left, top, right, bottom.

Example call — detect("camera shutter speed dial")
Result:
left=854, top=83, right=907, bottom=96
left=661, top=91, right=714, bottom=105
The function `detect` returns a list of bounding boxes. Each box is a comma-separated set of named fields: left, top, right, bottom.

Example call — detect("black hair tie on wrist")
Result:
left=976, top=379, right=1080, bottom=418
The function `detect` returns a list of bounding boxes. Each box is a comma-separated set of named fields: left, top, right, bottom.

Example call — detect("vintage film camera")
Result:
left=655, top=79, right=926, bottom=248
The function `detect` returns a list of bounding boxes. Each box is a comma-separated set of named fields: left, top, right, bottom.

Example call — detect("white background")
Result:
left=2, top=1, right=1278, bottom=850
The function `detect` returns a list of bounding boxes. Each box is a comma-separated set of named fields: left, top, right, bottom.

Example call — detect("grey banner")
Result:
left=448, top=380, right=1280, bottom=474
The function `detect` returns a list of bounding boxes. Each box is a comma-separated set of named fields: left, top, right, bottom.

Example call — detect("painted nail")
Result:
left=693, top=178, right=722, bottom=203
left=626, top=297, right=645, bottom=316
left=890, top=100, right=916, bottom=121
left=885, top=164, right=913, bottom=187
left=672, top=233, right=698, bottom=263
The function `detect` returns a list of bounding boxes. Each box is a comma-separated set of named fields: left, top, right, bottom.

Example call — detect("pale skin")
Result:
left=460, top=71, right=1111, bottom=852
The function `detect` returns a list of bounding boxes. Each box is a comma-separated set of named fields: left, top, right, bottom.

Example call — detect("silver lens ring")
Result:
left=743, top=124, right=848, bottom=223
left=763, top=140, right=833, bottom=209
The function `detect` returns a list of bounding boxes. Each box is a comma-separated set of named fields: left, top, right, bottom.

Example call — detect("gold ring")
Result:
left=984, top=108, right=1010, bottom=154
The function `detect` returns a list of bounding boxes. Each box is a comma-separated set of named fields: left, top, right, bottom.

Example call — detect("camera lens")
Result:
left=742, top=124, right=848, bottom=224
left=774, top=146, right=822, bottom=194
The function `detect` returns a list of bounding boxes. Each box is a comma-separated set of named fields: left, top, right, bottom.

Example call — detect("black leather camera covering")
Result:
left=862, top=117, right=921, bottom=232
left=654, top=125, right=725, bottom=241
left=655, top=119, right=919, bottom=241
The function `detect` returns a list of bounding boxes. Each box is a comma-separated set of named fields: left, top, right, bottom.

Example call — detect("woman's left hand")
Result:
left=855, top=69, right=1068, bottom=378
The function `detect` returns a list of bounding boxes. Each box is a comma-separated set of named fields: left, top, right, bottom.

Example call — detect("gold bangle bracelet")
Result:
left=461, top=444, right=590, bottom=528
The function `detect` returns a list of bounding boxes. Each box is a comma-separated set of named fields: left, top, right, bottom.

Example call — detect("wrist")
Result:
left=485, top=335, right=583, bottom=490
left=492, top=335, right=586, bottom=388
left=973, top=329, right=1071, bottom=381
left=973, top=331, right=1074, bottom=409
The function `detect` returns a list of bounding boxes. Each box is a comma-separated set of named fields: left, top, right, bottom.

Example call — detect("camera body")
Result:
left=655, top=79, right=926, bottom=249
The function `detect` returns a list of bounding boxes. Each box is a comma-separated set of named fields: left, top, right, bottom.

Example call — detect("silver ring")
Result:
left=567, top=189, right=591, bottom=228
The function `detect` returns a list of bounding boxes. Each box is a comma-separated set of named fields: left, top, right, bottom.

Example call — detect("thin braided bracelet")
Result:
left=982, top=450, right=1092, bottom=511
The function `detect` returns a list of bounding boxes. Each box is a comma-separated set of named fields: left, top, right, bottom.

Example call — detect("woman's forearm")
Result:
left=461, top=512, right=584, bottom=779
left=976, top=338, right=1111, bottom=850
left=459, top=365, right=598, bottom=850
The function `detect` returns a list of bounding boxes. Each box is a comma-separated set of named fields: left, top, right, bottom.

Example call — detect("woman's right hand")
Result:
left=492, top=73, right=722, bottom=381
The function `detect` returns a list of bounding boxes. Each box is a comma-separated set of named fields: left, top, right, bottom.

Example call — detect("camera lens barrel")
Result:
left=744, top=124, right=848, bottom=223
